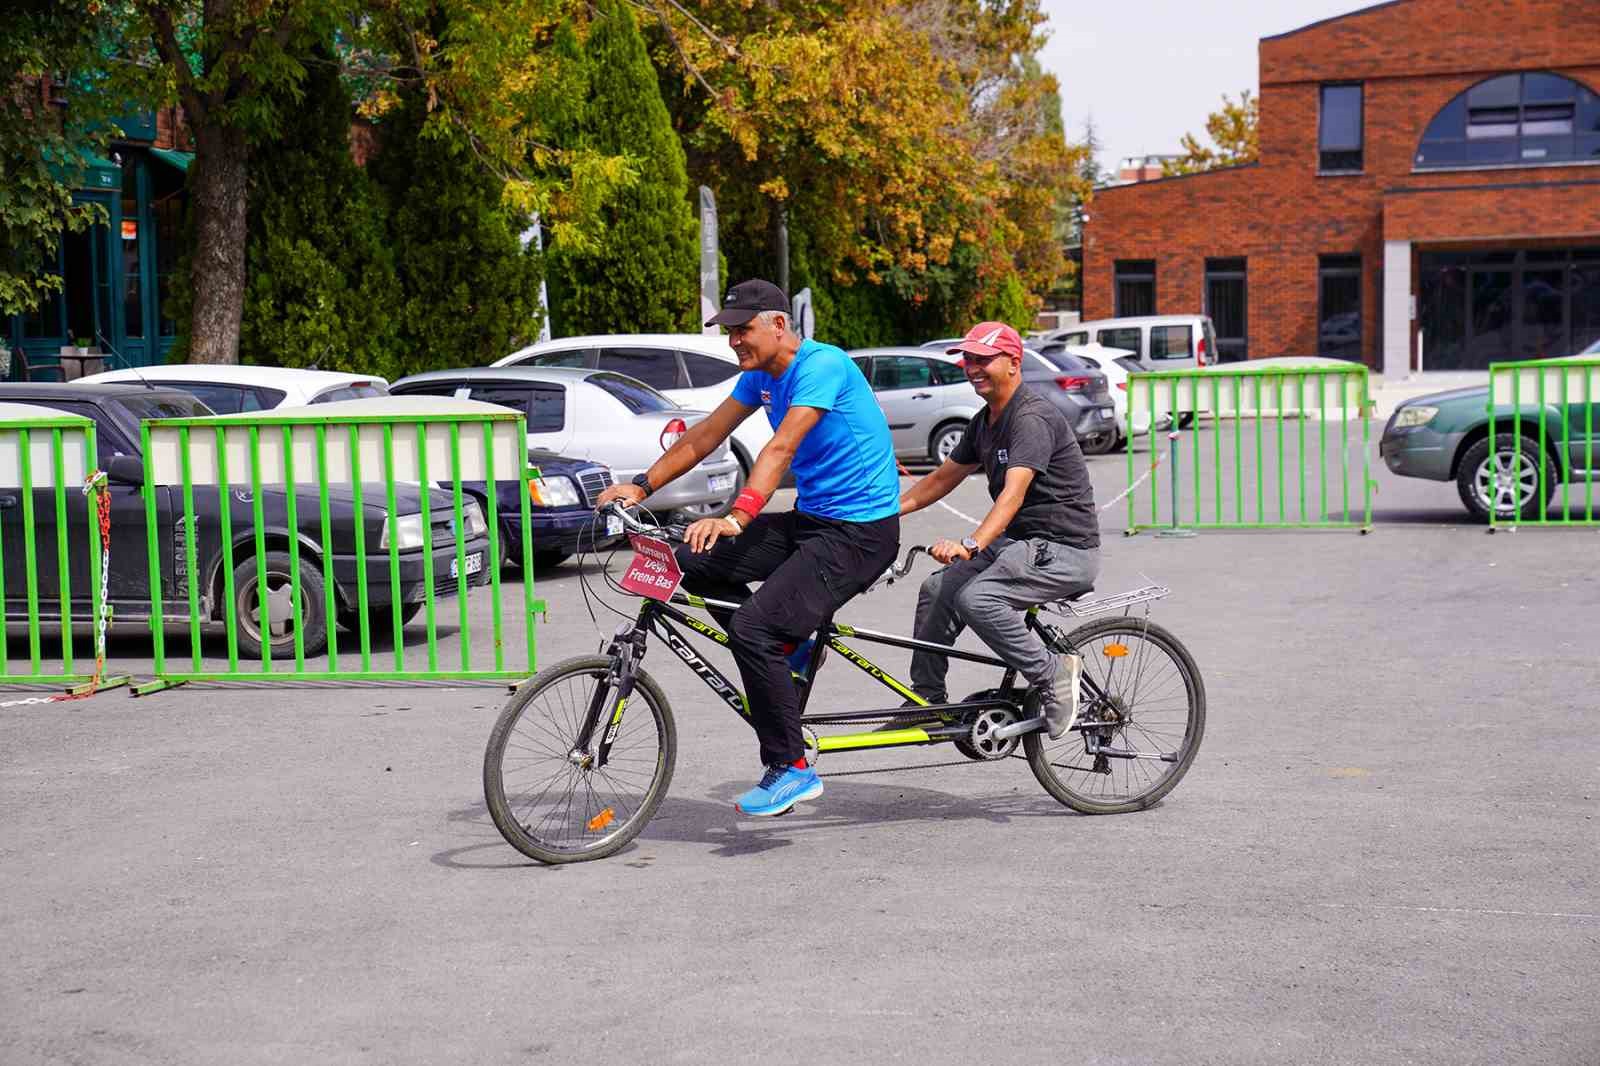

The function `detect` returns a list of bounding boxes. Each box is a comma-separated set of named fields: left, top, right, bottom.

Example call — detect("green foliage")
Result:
left=0, top=1, right=122, bottom=317
left=547, top=0, right=698, bottom=336
left=370, top=91, right=546, bottom=369
left=239, top=52, right=403, bottom=376
left=1165, top=90, right=1259, bottom=176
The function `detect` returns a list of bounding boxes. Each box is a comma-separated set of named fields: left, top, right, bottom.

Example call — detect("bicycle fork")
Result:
left=572, top=622, right=649, bottom=771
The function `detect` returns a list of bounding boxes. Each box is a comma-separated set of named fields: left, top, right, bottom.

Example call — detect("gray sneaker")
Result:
left=1039, top=654, right=1083, bottom=740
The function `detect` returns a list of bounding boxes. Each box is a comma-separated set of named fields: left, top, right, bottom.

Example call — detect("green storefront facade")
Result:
left=6, top=110, right=189, bottom=375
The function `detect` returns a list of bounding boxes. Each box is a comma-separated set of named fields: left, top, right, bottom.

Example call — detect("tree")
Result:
left=643, top=0, right=1083, bottom=337
left=0, top=1, right=120, bottom=317
left=370, top=90, right=546, bottom=370
left=125, top=1, right=366, bottom=364
left=127, top=0, right=634, bottom=364
left=547, top=0, right=698, bottom=335
left=1164, top=90, right=1259, bottom=176
left=238, top=49, right=403, bottom=375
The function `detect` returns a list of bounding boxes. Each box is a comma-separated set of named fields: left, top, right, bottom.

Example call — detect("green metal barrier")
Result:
left=1123, top=363, right=1374, bottom=534
left=0, top=404, right=127, bottom=692
left=133, top=402, right=541, bottom=692
left=1486, top=356, right=1600, bottom=529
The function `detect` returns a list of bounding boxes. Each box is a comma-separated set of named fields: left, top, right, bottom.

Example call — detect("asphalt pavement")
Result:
left=3, top=436, right=1597, bottom=1065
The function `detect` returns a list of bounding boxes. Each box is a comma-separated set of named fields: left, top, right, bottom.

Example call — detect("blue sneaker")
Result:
left=735, top=764, right=824, bottom=817
left=786, top=637, right=816, bottom=677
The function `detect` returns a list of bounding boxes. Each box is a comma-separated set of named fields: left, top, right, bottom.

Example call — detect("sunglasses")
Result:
left=961, top=350, right=1014, bottom=366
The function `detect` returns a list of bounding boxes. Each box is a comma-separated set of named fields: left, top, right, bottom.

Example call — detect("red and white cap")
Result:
left=947, top=321, right=1024, bottom=360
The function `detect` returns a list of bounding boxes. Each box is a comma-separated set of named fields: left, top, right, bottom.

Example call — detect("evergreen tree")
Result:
left=548, top=0, right=697, bottom=336
left=239, top=51, right=402, bottom=375
left=371, top=92, right=546, bottom=371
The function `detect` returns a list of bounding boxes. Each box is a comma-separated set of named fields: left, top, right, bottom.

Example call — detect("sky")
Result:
left=1035, top=0, right=1376, bottom=173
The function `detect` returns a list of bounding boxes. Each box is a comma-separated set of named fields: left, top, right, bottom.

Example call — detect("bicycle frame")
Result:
left=575, top=588, right=1108, bottom=764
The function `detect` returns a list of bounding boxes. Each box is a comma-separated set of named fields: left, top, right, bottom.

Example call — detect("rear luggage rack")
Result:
left=1045, top=584, right=1169, bottom=618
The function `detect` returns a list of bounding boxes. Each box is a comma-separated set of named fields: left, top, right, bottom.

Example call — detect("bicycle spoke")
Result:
left=487, top=659, right=675, bottom=862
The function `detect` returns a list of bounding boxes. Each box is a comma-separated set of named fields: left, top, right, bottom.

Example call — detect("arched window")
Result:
left=1414, top=72, right=1600, bottom=170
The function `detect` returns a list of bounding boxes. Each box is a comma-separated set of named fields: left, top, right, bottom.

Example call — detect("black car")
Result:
left=446, top=450, right=622, bottom=571
left=0, top=383, right=491, bottom=658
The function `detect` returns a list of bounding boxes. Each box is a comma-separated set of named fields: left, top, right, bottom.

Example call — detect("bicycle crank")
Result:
left=966, top=708, right=1023, bottom=759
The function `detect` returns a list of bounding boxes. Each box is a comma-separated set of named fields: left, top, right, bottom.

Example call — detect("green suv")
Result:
left=1379, top=340, right=1600, bottom=522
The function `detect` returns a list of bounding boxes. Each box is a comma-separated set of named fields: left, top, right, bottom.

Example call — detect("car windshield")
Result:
left=587, top=372, right=677, bottom=414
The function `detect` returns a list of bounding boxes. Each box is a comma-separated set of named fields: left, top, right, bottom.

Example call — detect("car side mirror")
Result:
left=106, top=454, right=145, bottom=486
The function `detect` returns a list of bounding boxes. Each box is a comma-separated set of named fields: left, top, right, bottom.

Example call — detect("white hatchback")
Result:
left=495, top=334, right=774, bottom=478
left=76, top=364, right=389, bottom=411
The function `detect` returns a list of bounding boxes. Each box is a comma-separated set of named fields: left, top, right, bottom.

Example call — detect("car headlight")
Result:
left=1393, top=405, right=1438, bottom=428
left=528, top=475, right=581, bottom=508
left=463, top=498, right=487, bottom=536
left=380, top=513, right=426, bottom=550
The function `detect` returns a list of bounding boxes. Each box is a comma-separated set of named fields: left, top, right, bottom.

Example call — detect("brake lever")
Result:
left=890, top=544, right=931, bottom=579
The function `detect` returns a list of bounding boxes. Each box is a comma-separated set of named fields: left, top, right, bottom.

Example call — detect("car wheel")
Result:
left=230, top=549, right=328, bottom=659
left=930, top=421, right=966, bottom=464
left=1078, top=429, right=1117, bottom=456
left=1456, top=434, right=1555, bottom=523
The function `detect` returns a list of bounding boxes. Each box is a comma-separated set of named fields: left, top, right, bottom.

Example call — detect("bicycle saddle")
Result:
left=1056, top=582, right=1095, bottom=602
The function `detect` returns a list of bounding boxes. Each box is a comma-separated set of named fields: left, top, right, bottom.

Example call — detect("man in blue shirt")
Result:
left=596, top=279, right=900, bottom=817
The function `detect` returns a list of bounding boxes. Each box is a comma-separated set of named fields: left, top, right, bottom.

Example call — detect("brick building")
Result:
left=1081, top=0, right=1600, bottom=373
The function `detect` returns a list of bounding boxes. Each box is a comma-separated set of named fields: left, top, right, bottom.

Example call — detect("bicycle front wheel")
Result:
left=1025, top=616, right=1204, bottom=814
left=484, top=655, right=676, bottom=864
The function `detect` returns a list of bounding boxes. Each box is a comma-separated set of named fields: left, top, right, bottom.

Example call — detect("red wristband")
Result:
left=733, top=487, right=767, bottom=517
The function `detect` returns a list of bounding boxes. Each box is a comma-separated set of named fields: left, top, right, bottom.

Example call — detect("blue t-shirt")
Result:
left=731, top=339, right=899, bottom=522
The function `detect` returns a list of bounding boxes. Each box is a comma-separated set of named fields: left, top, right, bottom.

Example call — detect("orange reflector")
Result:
left=1103, top=643, right=1129, bottom=658
left=586, top=807, right=616, bottom=832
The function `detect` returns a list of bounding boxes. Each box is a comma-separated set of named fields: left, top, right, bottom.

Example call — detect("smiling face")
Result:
left=963, top=349, right=1019, bottom=398
left=726, top=313, right=787, bottom=373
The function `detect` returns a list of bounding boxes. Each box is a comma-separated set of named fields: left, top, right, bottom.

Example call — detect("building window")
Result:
left=1319, top=84, right=1364, bottom=172
left=1114, top=260, right=1155, bottom=317
left=1204, top=258, right=1247, bottom=362
left=1318, top=254, right=1362, bottom=360
left=1416, top=72, right=1600, bottom=170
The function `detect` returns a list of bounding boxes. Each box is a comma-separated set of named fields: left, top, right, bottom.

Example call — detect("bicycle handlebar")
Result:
left=600, top=500, right=687, bottom=542
left=602, top=501, right=932, bottom=587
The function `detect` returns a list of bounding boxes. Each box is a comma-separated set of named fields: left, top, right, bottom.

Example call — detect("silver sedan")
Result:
left=390, top=367, right=742, bottom=519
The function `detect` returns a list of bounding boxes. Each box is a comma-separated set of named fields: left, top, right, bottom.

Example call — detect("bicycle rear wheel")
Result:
left=1025, top=616, right=1204, bottom=814
left=484, top=655, right=676, bottom=863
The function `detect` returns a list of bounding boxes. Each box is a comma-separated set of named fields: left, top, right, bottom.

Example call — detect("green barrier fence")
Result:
left=133, top=401, right=542, bottom=693
left=0, top=403, right=127, bottom=693
left=1123, top=363, right=1375, bottom=534
left=1486, top=356, right=1600, bottom=529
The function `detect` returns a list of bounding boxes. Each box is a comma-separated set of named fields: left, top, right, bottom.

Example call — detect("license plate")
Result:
left=1098, top=409, right=1114, bottom=420
left=450, top=552, right=484, bottom=579
left=708, top=472, right=736, bottom=493
left=606, top=515, right=623, bottom=536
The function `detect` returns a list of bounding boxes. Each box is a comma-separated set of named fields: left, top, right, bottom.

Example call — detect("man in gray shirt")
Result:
left=897, top=321, right=1100, bottom=738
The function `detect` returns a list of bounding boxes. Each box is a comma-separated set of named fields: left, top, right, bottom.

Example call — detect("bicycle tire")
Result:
left=484, top=655, right=676, bottom=864
left=1024, top=616, right=1204, bottom=814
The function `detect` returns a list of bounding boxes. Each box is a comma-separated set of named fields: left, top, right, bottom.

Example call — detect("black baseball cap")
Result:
left=705, top=278, right=790, bottom=327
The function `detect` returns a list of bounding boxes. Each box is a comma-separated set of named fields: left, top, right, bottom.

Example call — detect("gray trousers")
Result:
left=910, top=537, right=1100, bottom=702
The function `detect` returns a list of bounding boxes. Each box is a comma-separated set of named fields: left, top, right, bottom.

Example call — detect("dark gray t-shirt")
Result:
left=950, top=385, right=1099, bottom=549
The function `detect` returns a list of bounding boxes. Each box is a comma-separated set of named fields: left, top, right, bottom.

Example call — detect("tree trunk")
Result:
left=771, top=201, right=789, bottom=296
left=186, top=123, right=248, bottom=364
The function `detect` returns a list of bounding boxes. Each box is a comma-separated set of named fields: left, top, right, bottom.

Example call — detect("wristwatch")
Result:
left=630, top=472, right=653, bottom=493
left=960, top=536, right=981, bottom=553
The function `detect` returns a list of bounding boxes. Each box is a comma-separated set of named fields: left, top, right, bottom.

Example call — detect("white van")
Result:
left=1041, top=315, right=1219, bottom=371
